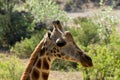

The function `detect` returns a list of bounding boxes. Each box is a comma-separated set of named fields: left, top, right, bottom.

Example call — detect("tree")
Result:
left=25, top=0, right=68, bottom=23
left=0, top=0, right=33, bottom=47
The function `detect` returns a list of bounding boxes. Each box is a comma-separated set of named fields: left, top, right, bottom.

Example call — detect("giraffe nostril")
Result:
left=85, top=55, right=92, bottom=62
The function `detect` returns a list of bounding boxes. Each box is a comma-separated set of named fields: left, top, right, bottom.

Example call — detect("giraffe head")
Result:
left=44, top=20, right=93, bottom=67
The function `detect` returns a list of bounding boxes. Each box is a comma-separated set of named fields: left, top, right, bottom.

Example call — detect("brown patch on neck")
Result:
left=31, top=68, right=40, bottom=80
left=36, top=58, right=42, bottom=68
left=42, top=57, right=50, bottom=70
left=26, top=75, right=30, bottom=80
left=42, top=72, right=49, bottom=80
left=57, top=54, right=62, bottom=58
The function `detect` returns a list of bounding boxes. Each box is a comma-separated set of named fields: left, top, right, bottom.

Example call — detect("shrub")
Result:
left=69, top=17, right=100, bottom=47
left=92, top=6, right=119, bottom=44
left=76, top=14, right=120, bottom=79
left=11, top=30, right=46, bottom=58
left=0, top=55, right=24, bottom=80
left=78, top=43, right=120, bottom=80
left=0, top=0, right=33, bottom=47
left=4, top=11, right=33, bottom=46
left=52, top=59, right=78, bottom=71
left=70, top=4, right=120, bottom=79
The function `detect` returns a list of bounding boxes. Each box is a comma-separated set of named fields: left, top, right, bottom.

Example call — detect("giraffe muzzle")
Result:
left=80, top=54, right=93, bottom=67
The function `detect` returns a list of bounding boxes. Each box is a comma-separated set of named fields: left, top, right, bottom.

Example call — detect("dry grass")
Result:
left=49, top=71, right=83, bottom=80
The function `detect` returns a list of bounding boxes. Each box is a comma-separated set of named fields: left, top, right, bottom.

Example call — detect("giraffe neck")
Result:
left=21, top=39, right=54, bottom=80
left=21, top=52, right=54, bottom=80
left=29, top=56, right=53, bottom=80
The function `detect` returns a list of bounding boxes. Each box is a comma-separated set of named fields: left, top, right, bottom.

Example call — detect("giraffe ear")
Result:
left=52, top=20, right=63, bottom=32
left=64, top=31, right=74, bottom=41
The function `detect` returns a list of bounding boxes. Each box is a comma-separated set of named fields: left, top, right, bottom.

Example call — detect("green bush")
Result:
left=11, top=30, right=46, bottom=58
left=92, top=6, right=119, bottom=44
left=69, top=17, right=100, bottom=47
left=52, top=59, right=78, bottom=71
left=3, top=11, right=33, bottom=46
left=0, top=55, right=24, bottom=80
left=69, top=5, right=120, bottom=79
left=77, top=43, right=120, bottom=80
left=75, top=12, right=120, bottom=79
left=0, top=0, right=33, bottom=47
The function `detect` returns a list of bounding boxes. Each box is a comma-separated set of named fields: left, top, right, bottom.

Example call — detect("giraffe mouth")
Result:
left=79, top=54, right=93, bottom=67
left=81, top=61, right=93, bottom=67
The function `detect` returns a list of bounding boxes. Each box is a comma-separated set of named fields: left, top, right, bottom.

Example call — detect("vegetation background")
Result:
left=0, top=0, right=120, bottom=80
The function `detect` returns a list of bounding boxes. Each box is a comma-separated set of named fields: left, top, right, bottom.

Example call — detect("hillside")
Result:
left=55, top=0, right=120, bottom=12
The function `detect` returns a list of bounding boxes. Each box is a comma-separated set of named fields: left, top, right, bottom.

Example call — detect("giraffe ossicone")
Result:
left=21, top=20, right=93, bottom=80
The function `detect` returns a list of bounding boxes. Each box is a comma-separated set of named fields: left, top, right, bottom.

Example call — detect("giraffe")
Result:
left=21, top=20, right=93, bottom=80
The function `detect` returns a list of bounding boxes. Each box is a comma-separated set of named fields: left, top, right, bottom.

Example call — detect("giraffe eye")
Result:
left=56, top=38, right=66, bottom=47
